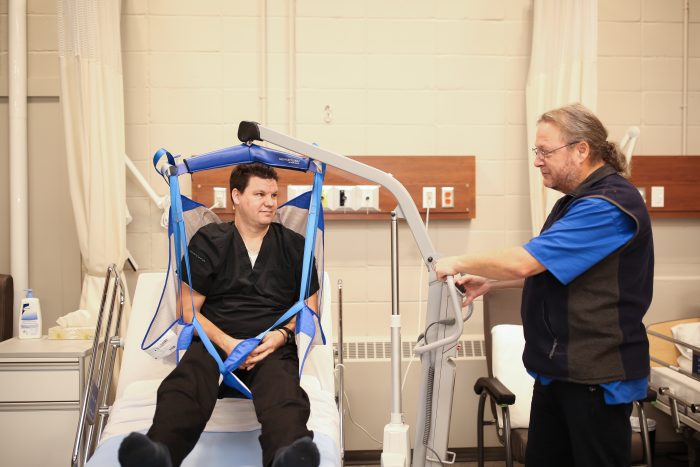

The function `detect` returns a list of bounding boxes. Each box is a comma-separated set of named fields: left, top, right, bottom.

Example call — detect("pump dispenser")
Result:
left=18, top=289, right=42, bottom=339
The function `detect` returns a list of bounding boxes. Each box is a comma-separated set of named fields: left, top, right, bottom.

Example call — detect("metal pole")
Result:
left=390, top=211, right=402, bottom=417
left=337, top=279, right=345, bottom=463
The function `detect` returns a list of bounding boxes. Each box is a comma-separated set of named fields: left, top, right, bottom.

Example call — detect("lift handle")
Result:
left=414, top=275, right=464, bottom=355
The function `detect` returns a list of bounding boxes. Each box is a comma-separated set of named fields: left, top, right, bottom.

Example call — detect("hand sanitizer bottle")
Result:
left=19, top=289, right=42, bottom=339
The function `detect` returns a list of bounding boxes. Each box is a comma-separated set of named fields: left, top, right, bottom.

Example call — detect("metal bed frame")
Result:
left=71, top=264, right=127, bottom=467
left=647, top=327, right=700, bottom=435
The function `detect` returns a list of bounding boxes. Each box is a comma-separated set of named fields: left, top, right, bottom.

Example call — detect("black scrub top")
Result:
left=182, top=222, right=319, bottom=339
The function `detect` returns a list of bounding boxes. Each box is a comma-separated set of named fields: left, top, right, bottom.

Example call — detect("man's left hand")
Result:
left=240, top=330, right=286, bottom=371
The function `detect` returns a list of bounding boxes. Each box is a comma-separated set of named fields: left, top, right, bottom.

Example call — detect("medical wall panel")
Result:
left=629, top=155, right=700, bottom=218
left=191, top=155, right=476, bottom=220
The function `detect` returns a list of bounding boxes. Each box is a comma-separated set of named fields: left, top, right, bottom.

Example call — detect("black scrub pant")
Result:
left=525, top=379, right=633, bottom=467
left=147, top=339, right=313, bottom=467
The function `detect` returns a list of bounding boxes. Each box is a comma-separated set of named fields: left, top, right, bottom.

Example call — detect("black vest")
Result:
left=521, top=165, right=654, bottom=384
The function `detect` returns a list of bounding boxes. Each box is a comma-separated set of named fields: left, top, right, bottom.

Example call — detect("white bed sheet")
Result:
left=88, top=272, right=339, bottom=466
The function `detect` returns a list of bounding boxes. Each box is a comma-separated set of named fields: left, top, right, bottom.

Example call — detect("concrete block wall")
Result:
left=0, top=0, right=698, bottom=453
left=117, top=0, right=700, bottom=338
left=2, top=0, right=698, bottom=330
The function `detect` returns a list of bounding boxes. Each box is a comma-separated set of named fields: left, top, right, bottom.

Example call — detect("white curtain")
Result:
left=525, top=0, right=598, bottom=235
left=58, top=0, right=129, bottom=319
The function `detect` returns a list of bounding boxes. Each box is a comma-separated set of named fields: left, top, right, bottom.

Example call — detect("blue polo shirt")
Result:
left=523, top=197, right=647, bottom=404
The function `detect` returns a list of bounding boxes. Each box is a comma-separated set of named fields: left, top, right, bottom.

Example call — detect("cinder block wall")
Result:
left=0, top=0, right=699, bottom=448
left=117, top=0, right=700, bottom=336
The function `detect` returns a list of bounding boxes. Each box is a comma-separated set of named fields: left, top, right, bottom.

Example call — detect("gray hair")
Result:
left=538, top=103, right=628, bottom=175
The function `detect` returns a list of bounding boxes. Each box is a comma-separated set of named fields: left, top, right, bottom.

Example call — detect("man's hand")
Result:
left=456, top=274, right=492, bottom=304
left=434, top=255, right=463, bottom=281
left=240, top=330, right=286, bottom=371
left=221, top=334, right=244, bottom=357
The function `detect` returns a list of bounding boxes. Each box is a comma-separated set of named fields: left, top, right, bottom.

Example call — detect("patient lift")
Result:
left=229, top=122, right=467, bottom=467
left=72, top=122, right=467, bottom=467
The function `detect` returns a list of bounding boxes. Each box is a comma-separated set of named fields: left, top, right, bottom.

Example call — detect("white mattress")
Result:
left=650, top=366, right=700, bottom=407
left=88, top=272, right=339, bottom=466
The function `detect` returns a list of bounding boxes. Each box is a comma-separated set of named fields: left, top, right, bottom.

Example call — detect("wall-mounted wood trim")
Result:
left=628, top=155, right=700, bottom=218
left=191, top=155, right=476, bottom=221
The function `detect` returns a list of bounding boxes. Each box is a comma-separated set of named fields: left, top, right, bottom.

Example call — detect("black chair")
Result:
left=474, top=287, right=656, bottom=467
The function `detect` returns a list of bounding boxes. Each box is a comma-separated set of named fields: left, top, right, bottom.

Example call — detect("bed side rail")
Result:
left=71, top=264, right=126, bottom=467
left=647, top=321, right=700, bottom=435
left=647, top=327, right=700, bottom=382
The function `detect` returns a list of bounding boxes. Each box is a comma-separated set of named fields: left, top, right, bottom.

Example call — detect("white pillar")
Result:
left=9, top=0, right=28, bottom=336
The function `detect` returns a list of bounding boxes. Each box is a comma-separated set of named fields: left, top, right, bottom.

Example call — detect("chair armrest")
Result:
left=474, top=376, right=516, bottom=405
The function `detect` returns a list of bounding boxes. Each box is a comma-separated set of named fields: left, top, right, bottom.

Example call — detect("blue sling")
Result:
left=143, top=145, right=325, bottom=399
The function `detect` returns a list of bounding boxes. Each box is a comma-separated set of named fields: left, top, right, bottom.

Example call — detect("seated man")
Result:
left=119, top=163, right=321, bottom=467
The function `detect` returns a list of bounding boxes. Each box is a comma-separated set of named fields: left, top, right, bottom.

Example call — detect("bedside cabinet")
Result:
left=0, top=337, right=92, bottom=467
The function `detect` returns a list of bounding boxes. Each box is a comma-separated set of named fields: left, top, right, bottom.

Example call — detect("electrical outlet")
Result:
left=213, top=187, right=227, bottom=209
left=441, top=186, right=454, bottom=208
left=422, top=187, right=436, bottom=209
left=651, top=186, right=664, bottom=208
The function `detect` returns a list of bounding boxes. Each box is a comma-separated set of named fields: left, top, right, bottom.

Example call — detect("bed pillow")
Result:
left=491, top=324, right=532, bottom=429
left=677, top=354, right=692, bottom=374
left=670, top=322, right=700, bottom=360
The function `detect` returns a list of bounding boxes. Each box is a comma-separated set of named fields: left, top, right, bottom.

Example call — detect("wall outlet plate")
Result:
left=651, top=186, right=664, bottom=208
left=422, top=186, right=436, bottom=209
left=213, top=187, right=227, bottom=209
left=441, top=186, right=454, bottom=208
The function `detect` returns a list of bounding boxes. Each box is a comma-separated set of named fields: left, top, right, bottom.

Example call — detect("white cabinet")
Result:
left=0, top=338, right=91, bottom=467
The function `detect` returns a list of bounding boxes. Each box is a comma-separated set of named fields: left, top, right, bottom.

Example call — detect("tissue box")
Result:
left=48, top=326, right=94, bottom=340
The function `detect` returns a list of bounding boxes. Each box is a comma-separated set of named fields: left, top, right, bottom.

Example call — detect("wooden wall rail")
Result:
left=191, top=155, right=476, bottom=221
left=628, top=155, right=700, bottom=218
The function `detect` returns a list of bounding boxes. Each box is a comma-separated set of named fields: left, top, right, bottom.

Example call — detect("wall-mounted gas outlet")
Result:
left=441, top=186, right=454, bottom=208
left=333, top=186, right=357, bottom=211
left=321, top=186, right=332, bottom=209
left=357, top=185, right=380, bottom=211
left=213, top=187, right=227, bottom=209
left=287, top=185, right=312, bottom=202
left=422, top=187, right=436, bottom=209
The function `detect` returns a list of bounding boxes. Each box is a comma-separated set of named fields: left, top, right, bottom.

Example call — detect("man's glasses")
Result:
left=531, top=141, right=580, bottom=160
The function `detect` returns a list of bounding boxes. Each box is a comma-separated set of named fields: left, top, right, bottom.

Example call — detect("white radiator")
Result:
left=335, top=335, right=501, bottom=451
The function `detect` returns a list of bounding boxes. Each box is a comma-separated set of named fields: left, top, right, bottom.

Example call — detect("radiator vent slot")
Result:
left=335, top=338, right=485, bottom=361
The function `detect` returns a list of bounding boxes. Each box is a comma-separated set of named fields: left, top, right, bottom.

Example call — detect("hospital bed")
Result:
left=75, top=270, right=341, bottom=467
left=647, top=318, right=700, bottom=461
left=73, top=121, right=466, bottom=467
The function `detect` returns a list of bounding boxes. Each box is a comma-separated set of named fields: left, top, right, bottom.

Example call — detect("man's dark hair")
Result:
left=229, top=163, right=279, bottom=194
